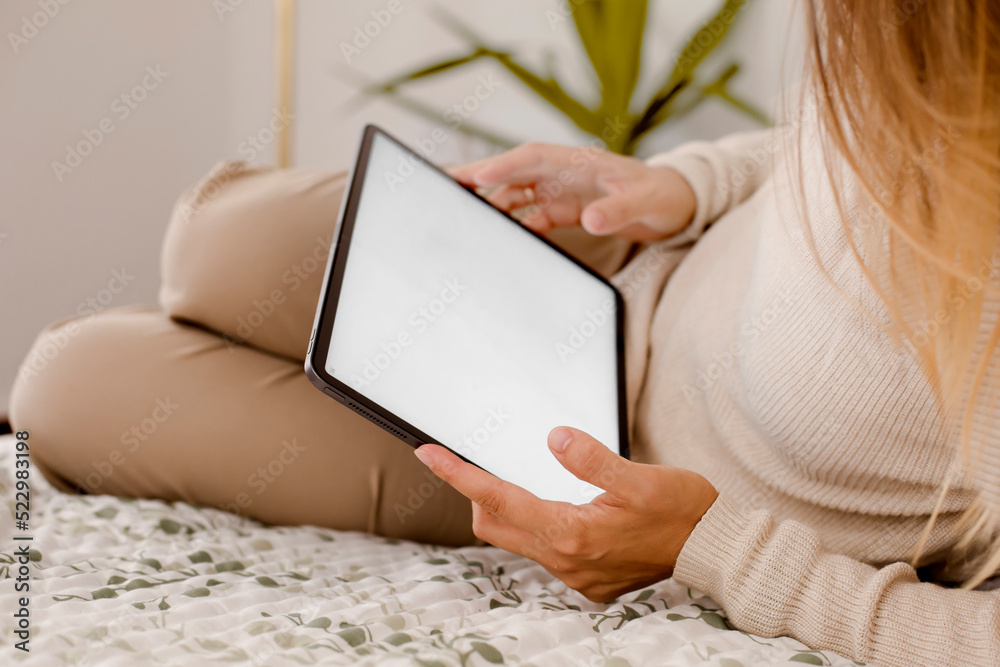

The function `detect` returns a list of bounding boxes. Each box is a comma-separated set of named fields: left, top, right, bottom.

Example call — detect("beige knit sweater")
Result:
left=616, top=113, right=1000, bottom=665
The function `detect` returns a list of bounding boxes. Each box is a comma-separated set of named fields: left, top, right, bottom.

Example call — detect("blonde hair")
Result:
left=803, top=0, right=1000, bottom=586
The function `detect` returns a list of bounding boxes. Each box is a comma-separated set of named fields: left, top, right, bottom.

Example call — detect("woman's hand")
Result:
left=451, top=143, right=697, bottom=243
left=413, top=427, right=718, bottom=603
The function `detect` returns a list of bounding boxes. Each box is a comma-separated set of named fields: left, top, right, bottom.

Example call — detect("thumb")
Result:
left=580, top=190, right=675, bottom=242
left=579, top=192, right=648, bottom=235
left=548, top=427, right=633, bottom=495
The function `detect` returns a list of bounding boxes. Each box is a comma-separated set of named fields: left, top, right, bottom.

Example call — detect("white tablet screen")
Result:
left=324, top=131, right=623, bottom=504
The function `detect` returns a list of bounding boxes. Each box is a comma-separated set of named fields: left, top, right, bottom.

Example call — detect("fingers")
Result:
left=486, top=184, right=536, bottom=212
left=486, top=185, right=578, bottom=236
left=470, top=503, right=536, bottom=553
left=449, top=160, right=493, bottom=185
left=580, top=187, right=654, bottom=235
left=547, top=427, right=634, bottom=499
left=451, top=143, right=557, bottom=187
left=522, top=197, right=589, bottom=235
left=413, top=444, right=555, bottom=533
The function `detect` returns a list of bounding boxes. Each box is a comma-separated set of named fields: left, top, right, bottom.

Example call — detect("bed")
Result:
left=0, top=434, right=859, bottom=666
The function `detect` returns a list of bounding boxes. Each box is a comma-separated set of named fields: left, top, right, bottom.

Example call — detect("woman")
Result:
left=11, top=1, right=999, bottom=664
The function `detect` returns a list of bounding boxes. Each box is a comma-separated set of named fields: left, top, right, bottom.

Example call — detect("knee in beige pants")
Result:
left=9, top=306, right=477, bottom=545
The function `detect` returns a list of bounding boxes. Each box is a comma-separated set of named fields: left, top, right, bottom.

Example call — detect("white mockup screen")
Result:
left=325, top=132, right=622, bottom=505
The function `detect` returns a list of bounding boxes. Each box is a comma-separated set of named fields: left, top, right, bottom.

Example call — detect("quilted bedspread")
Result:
left=0, top=435, right=859, bottom=666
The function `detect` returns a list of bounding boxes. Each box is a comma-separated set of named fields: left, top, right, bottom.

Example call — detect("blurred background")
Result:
left=0, top=0, right=802, bottom=416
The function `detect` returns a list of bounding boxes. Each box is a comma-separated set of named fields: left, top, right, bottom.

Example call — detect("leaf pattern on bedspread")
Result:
left=0, top=437, right=861, bottom=666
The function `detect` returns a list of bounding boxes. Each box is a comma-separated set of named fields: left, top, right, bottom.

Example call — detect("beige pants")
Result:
left=9, top=161, right=637, bottom=546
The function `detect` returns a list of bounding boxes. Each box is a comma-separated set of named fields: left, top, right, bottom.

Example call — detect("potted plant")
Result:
left=358, top=0, right=768, bottom=156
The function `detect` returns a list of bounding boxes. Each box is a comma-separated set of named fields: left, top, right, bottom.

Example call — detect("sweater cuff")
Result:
left=672, top=493, right=752, bottom=599
left=644, top=150, right=718, bottom=247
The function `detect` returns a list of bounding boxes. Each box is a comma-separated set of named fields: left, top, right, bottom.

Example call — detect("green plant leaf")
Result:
left=364, top=50, right=491, bottom=94
left=430, top=7, right=601, bottom=135
left=666, top=0, right=747, bottom=92
left=572, top=0, right=648, bottom=115
left=626, top=78, right=688, bottom=148
left=702, top=62, right=770, bottom=125
left=487, top=51, right=601, bottom=135
left=677, top=62, right=769, bottom=126
left=633, top=0, right=748, bottom=140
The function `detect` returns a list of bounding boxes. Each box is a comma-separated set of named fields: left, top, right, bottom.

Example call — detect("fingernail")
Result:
left=414, top=447, right=434, bottom=468
left=583, top=210, right=607, bottom=232
left=548, top=427, right=573, bottom=454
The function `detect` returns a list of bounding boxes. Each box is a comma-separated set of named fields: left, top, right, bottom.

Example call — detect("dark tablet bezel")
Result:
left=304, top=124, right=630, bottom=467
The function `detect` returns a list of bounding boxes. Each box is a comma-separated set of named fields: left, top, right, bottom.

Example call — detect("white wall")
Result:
left=1, top=0, right=802, bottom=415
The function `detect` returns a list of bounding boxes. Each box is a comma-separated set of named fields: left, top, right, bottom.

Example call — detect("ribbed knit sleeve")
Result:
left=645, top=128, right=779, bottom=246
left=673, top=495, right=1000, bottom=666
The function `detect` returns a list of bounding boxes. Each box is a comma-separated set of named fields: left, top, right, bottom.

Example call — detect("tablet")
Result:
left=305, top=125, right=628, bottom=505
